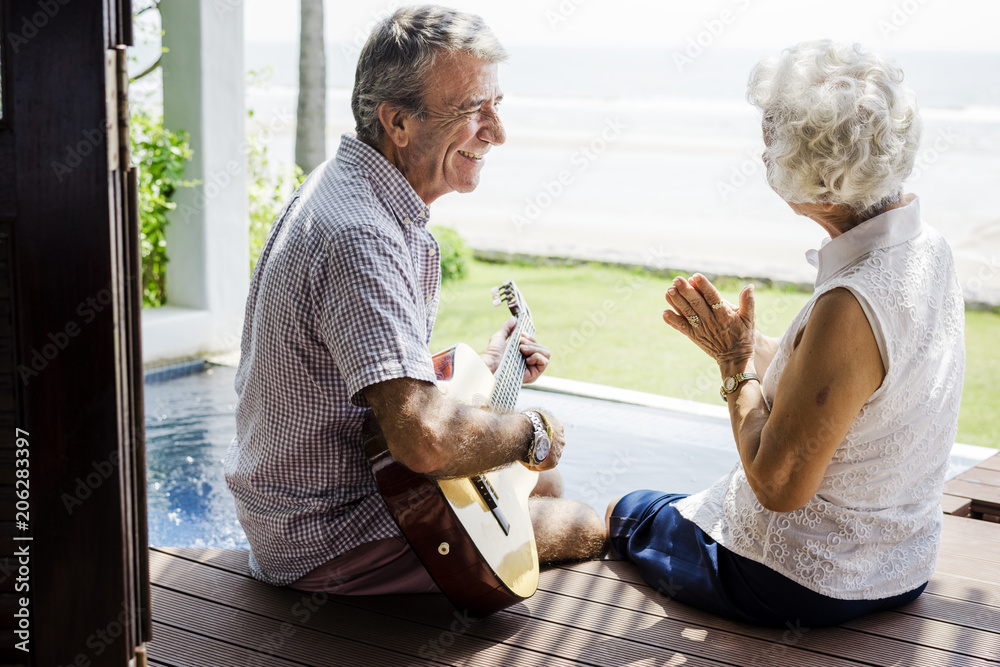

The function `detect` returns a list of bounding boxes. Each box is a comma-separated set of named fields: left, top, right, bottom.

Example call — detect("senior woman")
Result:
left=607, top=41, right=965, bottom=628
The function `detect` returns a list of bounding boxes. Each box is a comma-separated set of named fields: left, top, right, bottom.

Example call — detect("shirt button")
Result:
left=402, top=217, right=412, bottom=225
left=425, top=293, right=434, bottom=303
left=428, top=247, right=436, bottom=256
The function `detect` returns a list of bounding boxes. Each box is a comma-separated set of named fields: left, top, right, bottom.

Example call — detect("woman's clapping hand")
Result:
left=662, top=274, right=756, bottom=369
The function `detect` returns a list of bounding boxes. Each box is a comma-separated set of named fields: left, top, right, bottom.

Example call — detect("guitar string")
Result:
left=494, top=320, right=528, bottom=410
left=490, top=314, right=535, bottom=414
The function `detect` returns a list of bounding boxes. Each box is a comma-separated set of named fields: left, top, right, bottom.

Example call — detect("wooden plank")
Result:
left=939, top=534, right=1000, bottom=564
left=152, top=547, right=1000, bottom=666
left=943, top=479, right=1000, bottom=506
left=838, top=606, right=1000, bottom=665
left=955, top=468, right=1000, bottom=487
left=540, top=563, right=1000, bottom=666
left=516, top=579, right=864, bottom=667
left=153, top=546, right=248, bottom=573
left=973, top=453, right=1000, bottom=472
left=971, top=503, right=1000, bottom=522
left=344, top=587, right=740, bottom=667
left=942, top=494, right=972, bottom=516
left=147, top=622, right=308, bottom=667
left=893, top=593, right=1000, bottom=633
left=151, top=586, right=442, bottom=666
left=926, top=571, right=1000, bottom=608
left=558, top=558, right=647, bottom=586
left=152, top=548, right=733, bottom=666
left=934, top=551, right=1000, bottom=586
left=941, top=513, right=1000, bottom=543
left=149, top=550, right=581, bottom=667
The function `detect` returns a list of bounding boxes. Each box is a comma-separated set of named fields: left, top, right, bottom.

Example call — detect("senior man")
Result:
left=225, top=5, right=607, bottom=596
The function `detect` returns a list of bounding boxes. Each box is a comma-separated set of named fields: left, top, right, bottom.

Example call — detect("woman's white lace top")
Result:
left=674, top=198, right=965, bottom=599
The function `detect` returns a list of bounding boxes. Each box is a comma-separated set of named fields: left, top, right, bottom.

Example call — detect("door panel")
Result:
left=5, top=1, right=146, bottom=665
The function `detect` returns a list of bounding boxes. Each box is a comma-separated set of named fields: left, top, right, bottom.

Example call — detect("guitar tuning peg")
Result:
left=491, top=286, right=502, bottom=307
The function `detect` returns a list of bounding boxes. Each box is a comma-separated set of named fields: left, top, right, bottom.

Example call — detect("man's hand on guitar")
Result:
left=482, top=316, right=551, bottom=384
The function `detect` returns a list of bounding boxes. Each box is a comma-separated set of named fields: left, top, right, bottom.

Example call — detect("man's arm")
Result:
left=364, top=377, right=562, bottom=478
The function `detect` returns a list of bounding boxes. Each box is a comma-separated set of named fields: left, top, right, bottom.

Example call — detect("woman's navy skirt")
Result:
left=609, top=490, right=926, bottom=628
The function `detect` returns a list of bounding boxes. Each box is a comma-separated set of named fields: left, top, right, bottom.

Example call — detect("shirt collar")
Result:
left=335, top=133, right=431, bottom=228
left=806, top=196, right=924, bottom=287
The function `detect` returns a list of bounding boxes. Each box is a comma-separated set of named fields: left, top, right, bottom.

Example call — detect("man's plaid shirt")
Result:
left=225, top=134, right=442, bottom=585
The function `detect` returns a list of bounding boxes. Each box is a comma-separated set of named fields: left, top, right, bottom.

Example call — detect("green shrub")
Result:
left=130, top=106, right=195, bottom=307
left=247, top=113, right=305, bottom=274
left=431, top=226, right=472, bottom=284
left=247, top=68, right=306, bottom=274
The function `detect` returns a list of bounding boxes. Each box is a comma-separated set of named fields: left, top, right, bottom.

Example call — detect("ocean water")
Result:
left=236, top=43, right=1000, bottom=300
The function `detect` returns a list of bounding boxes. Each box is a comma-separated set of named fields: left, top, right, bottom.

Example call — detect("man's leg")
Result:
left=529, top=496, right=608, bottom=563
left=288, top=537, right=438, bottom=595
left=528, top=469, right=606, bottom=562
left=531, top=469, right=564, bottom=498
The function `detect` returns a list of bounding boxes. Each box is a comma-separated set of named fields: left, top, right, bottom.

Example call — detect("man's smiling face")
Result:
left=381, top=51, right=506, bottom=205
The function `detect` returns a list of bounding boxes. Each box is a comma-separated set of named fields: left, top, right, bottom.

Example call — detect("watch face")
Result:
left=534, top=435, right=551, bottom=463
left=724, top=377, right=738, bottom=392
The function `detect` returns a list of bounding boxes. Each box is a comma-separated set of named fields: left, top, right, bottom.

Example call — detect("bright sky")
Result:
left=247, top=0, right=1000, bottom=52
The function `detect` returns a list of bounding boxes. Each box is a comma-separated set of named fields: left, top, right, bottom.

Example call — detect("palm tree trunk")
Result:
left=295, top=0, right=326, bottom=174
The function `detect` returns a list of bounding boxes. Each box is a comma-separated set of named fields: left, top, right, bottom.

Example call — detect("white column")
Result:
left=143, top=0, right=248, bottom=362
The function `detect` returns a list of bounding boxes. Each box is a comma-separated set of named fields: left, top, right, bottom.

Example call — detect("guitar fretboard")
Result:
left=488, top=314, right=535, bottom=414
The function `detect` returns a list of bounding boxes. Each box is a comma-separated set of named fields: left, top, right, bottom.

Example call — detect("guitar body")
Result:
left=364, top=341, right=540, bottom=617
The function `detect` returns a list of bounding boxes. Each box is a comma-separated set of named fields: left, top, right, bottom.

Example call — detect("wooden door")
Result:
left=1, top=0, right=149, bottom=665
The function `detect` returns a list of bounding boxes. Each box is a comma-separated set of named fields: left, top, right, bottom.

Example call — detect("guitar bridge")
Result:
left=471, top=474, right=510, bottom=535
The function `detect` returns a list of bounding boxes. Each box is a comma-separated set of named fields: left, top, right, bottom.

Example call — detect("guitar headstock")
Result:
left=491, top=280, right=531, bottom=320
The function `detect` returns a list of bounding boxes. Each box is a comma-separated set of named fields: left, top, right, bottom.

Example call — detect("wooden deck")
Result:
left=944, top=451, right=1000, bottom=522
left=148, top=455, right=1000, bottom=666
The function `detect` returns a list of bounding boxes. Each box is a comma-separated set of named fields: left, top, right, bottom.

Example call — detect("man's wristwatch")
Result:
left=719, top=372, right=760, bottom=401
left=522, top=410, right=552, bottom=466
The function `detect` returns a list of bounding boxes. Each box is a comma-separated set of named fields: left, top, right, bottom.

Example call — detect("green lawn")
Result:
left=430, top=260, right=1000, bottom=449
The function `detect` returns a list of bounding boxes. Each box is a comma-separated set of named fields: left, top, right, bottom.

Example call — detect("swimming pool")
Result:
left=143, top=364, right=994, bottom=548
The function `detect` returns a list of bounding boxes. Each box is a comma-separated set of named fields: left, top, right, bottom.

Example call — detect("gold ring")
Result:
left=711, top=302, right=726, bottom=310
left=687, top=315, right=700, bottom=327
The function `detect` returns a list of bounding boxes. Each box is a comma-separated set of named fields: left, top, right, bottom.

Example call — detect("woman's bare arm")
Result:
left=721, top=288, right=884, bottom=510
left=664, top=276, right=884, bottom=512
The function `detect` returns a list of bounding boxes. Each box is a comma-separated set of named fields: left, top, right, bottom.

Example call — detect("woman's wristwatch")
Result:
left=719, top=372, right=760, bottom=401
left=522, top=410, right=552, bottom=466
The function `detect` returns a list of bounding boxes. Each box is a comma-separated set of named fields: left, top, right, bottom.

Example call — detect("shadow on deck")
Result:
left=148, top=488, right=1000, bottom=666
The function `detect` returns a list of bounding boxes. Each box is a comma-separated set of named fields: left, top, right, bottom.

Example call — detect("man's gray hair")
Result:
left=351, top=5, right=508, bottom=147
left=749, top=40, right=922, bottom=219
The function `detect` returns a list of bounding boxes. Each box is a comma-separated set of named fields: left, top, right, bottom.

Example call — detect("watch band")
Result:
left=532, top=410, right=553, bottom=439
left=719, top=372, right=760, bottom=401
left=522, top=410, right=551, bottom=465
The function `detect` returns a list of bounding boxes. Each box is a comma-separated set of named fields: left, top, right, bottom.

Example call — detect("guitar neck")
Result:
left=488, top=314, right=534, bottom=414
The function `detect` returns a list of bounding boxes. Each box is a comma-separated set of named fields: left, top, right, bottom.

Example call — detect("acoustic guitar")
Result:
left=363, top=280, right=540, bottom=617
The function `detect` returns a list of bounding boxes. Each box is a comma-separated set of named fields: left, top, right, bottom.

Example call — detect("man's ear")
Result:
left=377, top=102, right=410, bottom=149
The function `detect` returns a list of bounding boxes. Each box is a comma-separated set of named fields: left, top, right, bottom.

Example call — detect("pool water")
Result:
left=143, top=365, right=990, bottom=549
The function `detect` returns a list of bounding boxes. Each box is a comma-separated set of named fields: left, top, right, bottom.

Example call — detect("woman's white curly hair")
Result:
left=748, top=40, right=922, bottom=219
